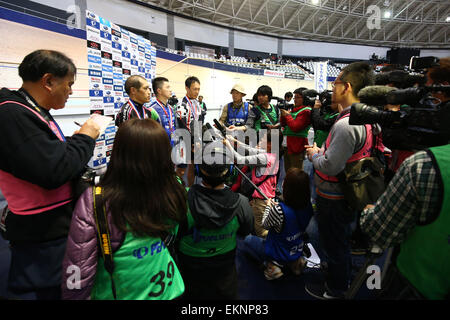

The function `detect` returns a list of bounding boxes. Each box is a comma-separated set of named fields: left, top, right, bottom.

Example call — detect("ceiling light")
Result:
left=384, top=11, right=391, bottom=18
left=446, top=16, right=450, bottom=22
left=311, top=0, right=320, bottom=5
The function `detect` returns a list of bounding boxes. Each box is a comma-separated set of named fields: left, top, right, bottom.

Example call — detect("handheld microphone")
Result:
left=212, top=118, right=269, bottom=201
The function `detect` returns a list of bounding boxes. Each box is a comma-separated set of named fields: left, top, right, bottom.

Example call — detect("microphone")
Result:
left=357, top=85, right=397, bottom=107
left=302, top=89, right=319, bottom=98
left=213, top=118, right=227, bottom=137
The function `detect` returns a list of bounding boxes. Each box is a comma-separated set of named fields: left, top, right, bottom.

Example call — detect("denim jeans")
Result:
left=241, top=235, right=270, bottom=264
left=316, top=195, right=355, bottom=294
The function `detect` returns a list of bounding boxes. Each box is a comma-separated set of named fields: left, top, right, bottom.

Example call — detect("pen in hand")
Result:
left=74, top=121, right=82, bottom=127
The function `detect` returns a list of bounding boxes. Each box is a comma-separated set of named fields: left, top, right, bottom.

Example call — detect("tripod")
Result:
left=344, top=245, right=394, bottom=299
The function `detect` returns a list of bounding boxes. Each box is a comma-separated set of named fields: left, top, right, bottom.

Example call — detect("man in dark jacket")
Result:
left=0, top=50, right=99, bottom=299
left=177, top=143, right=253, bottom=299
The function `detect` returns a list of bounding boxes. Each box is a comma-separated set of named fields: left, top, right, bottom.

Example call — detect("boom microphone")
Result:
left=357, top=85, right=397, bottom=107
left=211, top=118, right=269, bottom=201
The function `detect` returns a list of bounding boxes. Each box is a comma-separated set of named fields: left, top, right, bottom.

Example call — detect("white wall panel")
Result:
left=420, top=50, right=450, bottom=58
left=174, top=16, right=228, bottom=47
left=234, top=31, right=278, bottom=54
left=283, top=39, right=389, bottom=60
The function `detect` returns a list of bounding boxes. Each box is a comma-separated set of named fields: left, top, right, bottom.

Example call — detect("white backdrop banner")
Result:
left=314, top=62, right=328, bottom=93
left=86, top=10, right=157, bottom=169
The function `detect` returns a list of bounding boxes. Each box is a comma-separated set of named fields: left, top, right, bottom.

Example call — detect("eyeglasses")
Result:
left=331, top=80, right=347, bottom=88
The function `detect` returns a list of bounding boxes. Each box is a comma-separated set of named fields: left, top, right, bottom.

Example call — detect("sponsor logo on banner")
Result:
left=88, top=54, right=102, bottom=65
left=113, top=73, right=123, bottom=81
left=101, top=51, right=112, bottom=60
left=103, top=85, right=113, bottom=92
left=87, top=11, right=98, bottom=20
left=100, top=30, right=111, bottom=41
left=122, top=51, right=131, bottom=59
left=90, top=82, right=103, bottom=91
left=90, top=98, right=103, bottom=109
left=100, top=40, right=112, bottom=53
left=103, top=96, right=114, bottom=104
left=111, top=29, right=121, bottom=38
left=88, top=62, right=102, bottom=71
left=112, top=51, right=122, bottom=62
left=105, top=138, right=115, bottom=145
left=103, top=104, right=115, bottom=116
left=88, top=69, right=102, bottom=77
left=113, top=60, right=122, bottom=68
left=112, top=41, right=122, bottom=50
left=130, top=59, right=138, bottom=67
left=122, top=69, right=131, bottom=75
left=102, top=78, right=113, bottom=85
left=89, top=90, right=103, bottom=97
left=87, top=40, right=101, bottom=51
left=91, top=109, right=105, bottom=116
left=263, top=69, right=285, bottom=78
left=86, top=18, right=100, bottom=29
left=88, top=48, right=101, bottom=57
left=86, top=31, right=101, bottom=43
left=284, top=72, right=305, bottom=80
left=138, top=46, right=145, bottom=53
left=90, top=76, right=102, bottom=84
left=101, top=58, right=112, bottom=66
left=130, top=37, right=138, bottom=45
left=138, top=66, right=145, bottom=73
left=114, top=85, right=123, bottom=92
left=314, top=62, right=328, bottom=92
left=99, top=17, right=111, bottom=27
left=102, top=65, right=113, bottom=73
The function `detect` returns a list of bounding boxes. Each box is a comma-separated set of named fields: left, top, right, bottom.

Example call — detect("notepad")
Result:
left=89, top=114, right=114, bottom=134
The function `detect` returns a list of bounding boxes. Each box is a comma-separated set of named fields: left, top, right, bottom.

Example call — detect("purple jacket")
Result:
left=61, top=187, right=125, bottom=300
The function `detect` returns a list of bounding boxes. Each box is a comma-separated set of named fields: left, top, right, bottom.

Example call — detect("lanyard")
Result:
left=155, top=99, right=173, bottom=131
left=185, top=96, right=197, bottom=120
left=127, top=99, right=146, bottom=119
left=18, top=89, right=66, bottom=141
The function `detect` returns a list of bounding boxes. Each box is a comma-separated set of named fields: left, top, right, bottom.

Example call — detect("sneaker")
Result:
left=264, top=261, right=284, bottom=280
left=305, top=282, right=344, bottom=300
left=288, top=257, right=307, bottom=276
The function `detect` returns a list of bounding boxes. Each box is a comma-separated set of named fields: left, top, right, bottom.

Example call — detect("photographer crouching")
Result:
left=359, top=57, right=450, bottom=300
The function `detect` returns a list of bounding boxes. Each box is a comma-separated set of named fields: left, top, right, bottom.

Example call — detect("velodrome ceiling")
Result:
left=140, top=0, right=450, bottom=48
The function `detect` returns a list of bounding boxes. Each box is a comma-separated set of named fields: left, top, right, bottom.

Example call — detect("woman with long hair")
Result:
left=61, top=119, right=187, bottom=300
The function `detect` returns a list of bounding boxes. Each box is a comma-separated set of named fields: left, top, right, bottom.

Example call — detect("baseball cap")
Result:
left=230, top=84, right=246, bottom=96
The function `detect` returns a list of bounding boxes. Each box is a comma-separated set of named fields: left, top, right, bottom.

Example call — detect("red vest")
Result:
left=0, top=100, right=72, bottom=215
left=315, top=112, right=377, bottom=183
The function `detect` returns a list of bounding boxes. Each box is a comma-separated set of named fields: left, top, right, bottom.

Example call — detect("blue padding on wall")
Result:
left=0, top=6, right=86, bottom=39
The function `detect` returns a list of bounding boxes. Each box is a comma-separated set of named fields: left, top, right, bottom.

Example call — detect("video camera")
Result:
left=168, top=96, right=178, bottom=107
left=349, top=56, right=450, bottom=150
left=271, top=96, right=290, bottom=110
left=301, top=89, right=319, bottom=107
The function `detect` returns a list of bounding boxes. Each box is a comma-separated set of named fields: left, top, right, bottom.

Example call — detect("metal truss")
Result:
left=142, top=0, right=450, bottom=48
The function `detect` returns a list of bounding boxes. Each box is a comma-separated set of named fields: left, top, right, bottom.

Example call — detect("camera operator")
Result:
left=219, top=84, right=251, bottom=129
left=360, top=57, right=450, bottom=300
left=0, top=50, right=100, bottom=299
left=280, top=88, right=312, bottom=171
left=228, top=85, right=280, bottom=137
left=311, top=90, right=339, bottom=148
left=304, top=62, right=382, bottom=299
left=284, top=91, right=294, bottom=111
